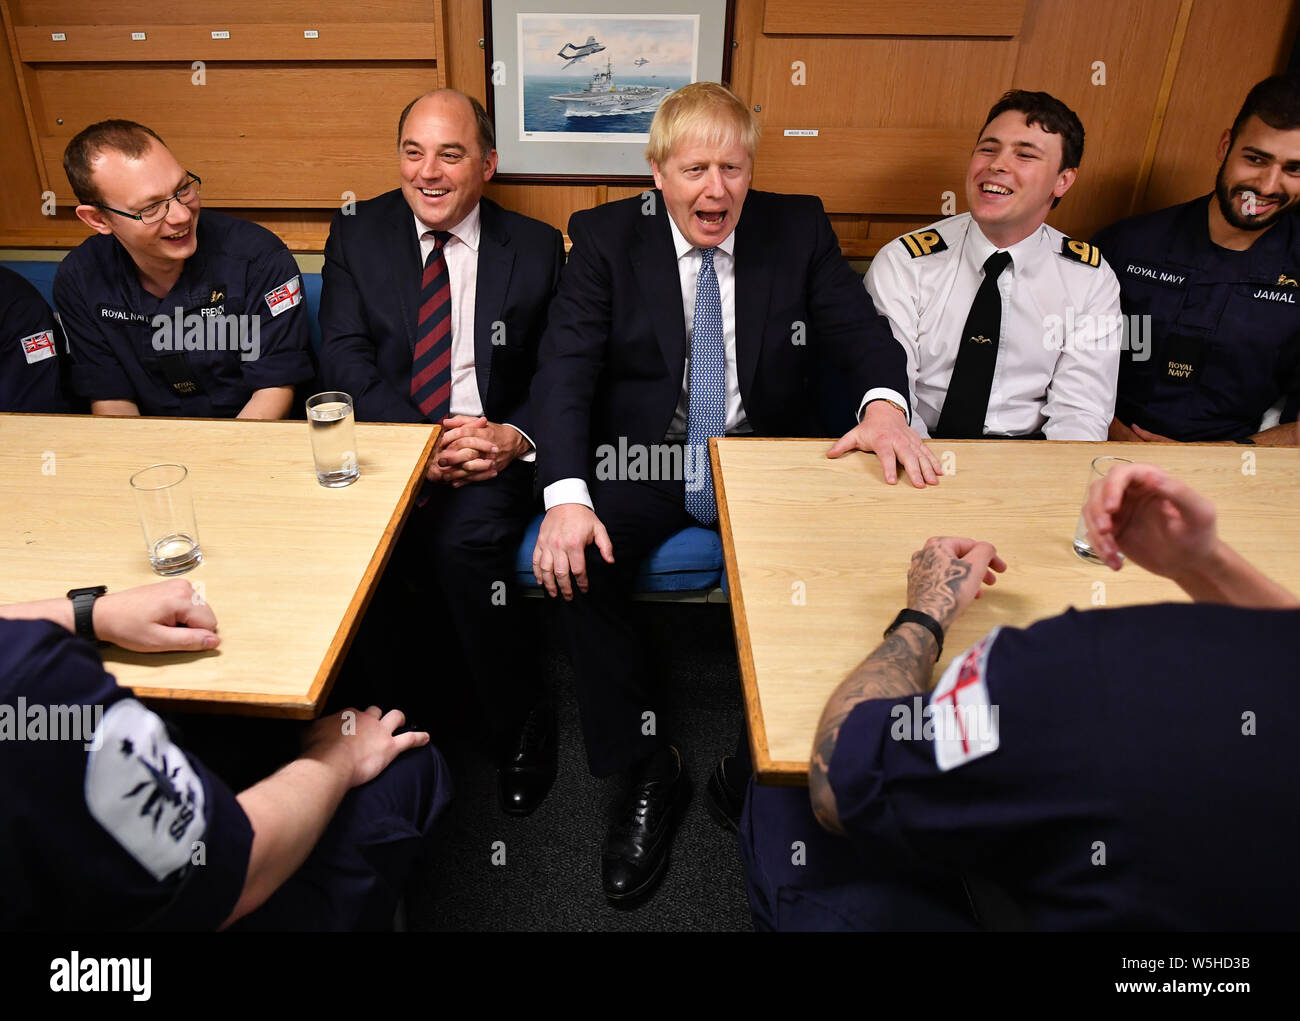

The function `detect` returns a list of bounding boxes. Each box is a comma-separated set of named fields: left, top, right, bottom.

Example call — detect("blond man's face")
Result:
left=651, top=131, right=752, bottom=248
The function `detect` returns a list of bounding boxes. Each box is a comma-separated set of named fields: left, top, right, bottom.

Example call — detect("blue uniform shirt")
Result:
left=0, top=265, right=71, bottom=413
left=829, top=604, right=1300, bottom=930
left=53, top=211, right=314, bottom=417
left=1093, top=196, right=1300, bottom=441
left=0, top=620, right=252, bottom=929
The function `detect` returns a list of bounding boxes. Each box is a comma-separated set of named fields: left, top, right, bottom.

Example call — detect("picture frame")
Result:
left=483, top=0, right=735, bottom=184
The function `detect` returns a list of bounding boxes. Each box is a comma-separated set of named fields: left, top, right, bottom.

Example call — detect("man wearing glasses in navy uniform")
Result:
left=53, top=121, right=314, bottom=419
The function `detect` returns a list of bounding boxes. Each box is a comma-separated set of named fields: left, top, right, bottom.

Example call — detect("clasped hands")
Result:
left=426, top=414, right=531, bottom=487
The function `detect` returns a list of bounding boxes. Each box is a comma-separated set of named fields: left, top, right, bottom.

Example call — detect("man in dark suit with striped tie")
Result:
left=319, top=89, right=565, bottom=816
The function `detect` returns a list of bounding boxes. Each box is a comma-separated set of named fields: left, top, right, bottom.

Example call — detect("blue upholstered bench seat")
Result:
left=4, top=259, right=727, bottom=597
left=513, top=513, right=724, bottom=592
left=2, top=259, right=57, bottom=304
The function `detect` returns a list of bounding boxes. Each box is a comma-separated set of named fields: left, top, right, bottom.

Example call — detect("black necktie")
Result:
left=935, top=250, right=1012, bottom=439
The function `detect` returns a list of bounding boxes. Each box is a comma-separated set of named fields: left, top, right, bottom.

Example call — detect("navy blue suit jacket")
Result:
left=530, top=190, right=908, bottom=488
left=319, top=191, right=564, bottom=435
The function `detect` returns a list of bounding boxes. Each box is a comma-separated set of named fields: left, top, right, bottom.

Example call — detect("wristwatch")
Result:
left=66, top=585, right=107, bottom=643
left=867, top=397, right=909, bottom=420
left=883, top=608, right=944, bottom=661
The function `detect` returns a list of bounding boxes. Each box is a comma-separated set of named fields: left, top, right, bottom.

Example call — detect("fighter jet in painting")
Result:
left=557, top=36, right=606, bottom=69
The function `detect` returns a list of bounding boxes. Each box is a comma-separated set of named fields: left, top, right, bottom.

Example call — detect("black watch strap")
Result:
left=884, top=608, right=944, bottom=661
left=66, top=586, right=107, bottom=642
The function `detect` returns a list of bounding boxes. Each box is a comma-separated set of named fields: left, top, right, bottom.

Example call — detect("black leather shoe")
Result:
left=497, top=703, right=557, bottom=816
left=704, top=756, right=745, bottom=833
left=601, top=747, right=690, bottom=902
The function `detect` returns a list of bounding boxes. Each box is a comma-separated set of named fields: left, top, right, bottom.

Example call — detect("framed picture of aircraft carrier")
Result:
left=484, top=0, right=735, bottom=183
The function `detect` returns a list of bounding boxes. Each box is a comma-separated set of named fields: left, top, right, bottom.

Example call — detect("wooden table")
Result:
left=713, top=438, right=1300, bottom=784
left=0, top=414, right=437, bottom=717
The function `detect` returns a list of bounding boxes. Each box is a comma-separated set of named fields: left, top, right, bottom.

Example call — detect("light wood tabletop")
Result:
left=712, top=438, right=1300, bottom=784
left=0, top=414, right=438, bottom=718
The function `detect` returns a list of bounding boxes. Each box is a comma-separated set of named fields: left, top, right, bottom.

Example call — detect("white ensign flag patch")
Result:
left=84, top=699, right=207, bottom=880
left=263, top=275, right=302, bottom=317
left=929, top=627, right=1002, bottom=772
left=21, top=330, right=56, bottom=364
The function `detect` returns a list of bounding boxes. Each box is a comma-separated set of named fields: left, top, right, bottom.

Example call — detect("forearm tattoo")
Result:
left=809, top=624, right=937, bottom=833
left=907, top=545, right=974, bottom=629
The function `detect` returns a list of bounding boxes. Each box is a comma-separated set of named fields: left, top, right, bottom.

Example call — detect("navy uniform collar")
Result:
left=112, top=219, right=219, bottom=311
left=1175, top=194, right=1296, bottom=283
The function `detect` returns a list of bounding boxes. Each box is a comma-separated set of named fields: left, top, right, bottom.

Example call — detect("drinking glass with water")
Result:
left=306, top=391, right=360, bottom=488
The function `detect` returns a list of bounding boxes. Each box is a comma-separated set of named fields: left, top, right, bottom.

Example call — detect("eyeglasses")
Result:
left=97, top=173, right=202, bottom=225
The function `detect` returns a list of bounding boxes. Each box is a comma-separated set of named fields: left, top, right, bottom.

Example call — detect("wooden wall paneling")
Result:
left=224, top=210, right=336, bottom=251
left=1, top=0, right=45, bottom=191
left=605, top=185, right=651, bottom=203
left=1143, top=0, right=1300, bottom=213
left=1, top=0, right=446, bottom=249
left=482, top=183, right=603, bottom=235
left=740, top=30, right=1019, bottom=238
left=0, top=0, right=83, bottom=244
left=8, top=1, right=435, bottom=22
left=430, top=0, right=447, bottom=88
left=853, top=216, right=934, bottom=257
left=39, top=139, right=392, bottom=209
left=1010, top=0, right=1184, bottom=241
left=726, top=0, right=763, bottom=102
left=1128, top=0, right=1194, bottom=218
left=30, top=65, right=439, bottom=207
left=32, top=66, right=439, bottom=147
left=744, top=37, right=1019, bottom=129
left=441, top=0, right=485, bottom=100
left=15, top=24, right=438, bottom=62
left=754, top=128, right=973, bottom=215
left=763, top=0, right=1026, bottom=38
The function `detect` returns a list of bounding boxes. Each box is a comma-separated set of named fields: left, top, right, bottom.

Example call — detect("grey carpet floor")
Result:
left=406, top=600, right=755, bottom=932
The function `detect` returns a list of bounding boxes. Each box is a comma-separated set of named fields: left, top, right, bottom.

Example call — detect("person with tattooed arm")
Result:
left=737, top=462, right=1299, bottom=929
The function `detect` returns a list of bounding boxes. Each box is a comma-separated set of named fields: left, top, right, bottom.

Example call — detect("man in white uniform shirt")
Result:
left=867, top=90, right=1122, bottom=440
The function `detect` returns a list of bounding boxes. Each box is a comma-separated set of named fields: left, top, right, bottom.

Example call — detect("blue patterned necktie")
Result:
left=685, top=246, right=725, bottom=525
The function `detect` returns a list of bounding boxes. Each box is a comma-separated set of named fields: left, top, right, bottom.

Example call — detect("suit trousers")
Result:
left=339, top=460, right=540, bottom=757
left=551, top=475, right=695, bottom=777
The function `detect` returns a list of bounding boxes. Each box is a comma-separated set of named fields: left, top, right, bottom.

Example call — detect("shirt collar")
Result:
left=413, top=201, right=481, bottom=252
left=965, top=216, right=1047, bottom=274
left=666, top=210, right=736, bottom=261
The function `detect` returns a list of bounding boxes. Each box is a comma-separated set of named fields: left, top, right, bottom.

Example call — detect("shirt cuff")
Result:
left=543, top=478, right=593, bottom=511
left=859, top=388, right=911, bottom=425
left=503, top=422, right=537, bottom=464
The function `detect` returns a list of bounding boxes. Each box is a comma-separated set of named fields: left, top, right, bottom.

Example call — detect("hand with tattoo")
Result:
left=908, top=537, right=1007, bottom=629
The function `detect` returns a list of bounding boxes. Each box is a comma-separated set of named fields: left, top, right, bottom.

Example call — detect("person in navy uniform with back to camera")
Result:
left=1093, top=73, right=1300, bottom=446
left=53, top=120, right=314, bottom=419
left=0, top=580, right=449, bottom=930
left=738, top=461, right=1299, bottom=930
left=318, top=89, right=565, bottom=816
left=529, top=81, right=939, bottom=902
left=0, top=264, right=71, bottom=413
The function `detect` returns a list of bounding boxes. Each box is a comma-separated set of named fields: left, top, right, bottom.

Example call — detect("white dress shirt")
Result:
left=865, top=213, right=1121, bottom=440
left=544, top=213, right=908, bottom=510
left=414, top=206, right=534, bottom=454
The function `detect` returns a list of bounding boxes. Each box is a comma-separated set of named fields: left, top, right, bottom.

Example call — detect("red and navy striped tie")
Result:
left=411, top=229, right=453, bottom=422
